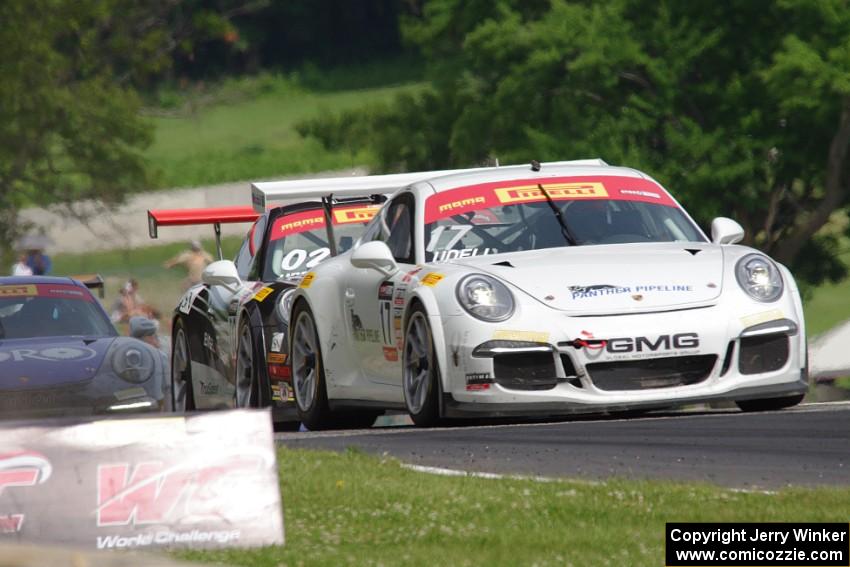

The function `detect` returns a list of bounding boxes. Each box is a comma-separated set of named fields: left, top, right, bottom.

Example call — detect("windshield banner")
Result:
left=0, top=409, right=284, bottom=550
left=425, top=175, right=677, bottom=223
left=271, top=204, right=380, bottom=240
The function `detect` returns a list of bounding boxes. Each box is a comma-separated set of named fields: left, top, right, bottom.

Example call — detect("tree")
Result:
left=299, top=0, right=850, bottom=288
left=0, top=0, right=246, bottom=262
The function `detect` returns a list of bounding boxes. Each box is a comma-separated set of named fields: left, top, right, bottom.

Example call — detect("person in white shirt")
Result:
left=11, top=254, right=33, bottom=276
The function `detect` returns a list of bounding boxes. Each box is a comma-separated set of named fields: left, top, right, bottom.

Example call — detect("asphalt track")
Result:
left=276, top=401, right=850, bottom=489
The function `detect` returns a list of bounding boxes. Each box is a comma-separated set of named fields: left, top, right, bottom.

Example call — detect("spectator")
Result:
left=25, top=249, right=52, bottom=275
left=164, top=240, right=213, bottom=288
left=111, top=279, right=159, bottom=324
left=129, top=316, right=170, bottom=410
left=11, top=254, right=33, bottom=276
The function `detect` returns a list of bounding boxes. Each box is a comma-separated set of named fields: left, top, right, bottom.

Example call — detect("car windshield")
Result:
left=0, top=284, right=116, bottom=339
left=263, top=204, right=379, bottom=280
left=424, top=177, right=705, bottom=262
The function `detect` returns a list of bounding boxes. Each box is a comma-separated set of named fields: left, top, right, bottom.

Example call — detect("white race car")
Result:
left=266, top=160, right=807, bottom=428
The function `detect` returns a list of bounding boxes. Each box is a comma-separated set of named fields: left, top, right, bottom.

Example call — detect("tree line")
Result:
left=2, top=0, right=848, bottom=290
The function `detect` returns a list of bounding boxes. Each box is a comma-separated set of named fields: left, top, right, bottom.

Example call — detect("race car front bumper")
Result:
left=440, top=302, right=808, bottom=418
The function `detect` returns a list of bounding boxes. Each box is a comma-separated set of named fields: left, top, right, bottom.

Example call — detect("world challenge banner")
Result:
left=666, top=523, right=849, bottom=566
left=0, top=409, right=284, bottom=550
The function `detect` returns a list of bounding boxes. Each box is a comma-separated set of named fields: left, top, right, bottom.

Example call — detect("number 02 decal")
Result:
left=280, top=247, right=331, bottom=272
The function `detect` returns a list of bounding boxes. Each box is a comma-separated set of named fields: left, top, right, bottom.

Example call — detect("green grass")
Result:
left=144, top=61, right=425, bottom=189
left=176, top=447, right=850, bottom=567
left=803, top=274, right=850, bottom=337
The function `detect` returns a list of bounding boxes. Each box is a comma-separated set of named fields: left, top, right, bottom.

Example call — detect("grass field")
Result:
left=144, top=59, right=425, bottom=189
left=175, top=446, right=850, bottom=567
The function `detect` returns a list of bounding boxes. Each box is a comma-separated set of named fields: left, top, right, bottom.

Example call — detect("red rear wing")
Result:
left=147, top=206, right=260, bottom=239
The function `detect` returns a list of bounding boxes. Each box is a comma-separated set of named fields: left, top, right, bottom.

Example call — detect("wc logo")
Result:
left=95, top=452, right=272, bottom=527
left=0, top=451, right=52, bottom=533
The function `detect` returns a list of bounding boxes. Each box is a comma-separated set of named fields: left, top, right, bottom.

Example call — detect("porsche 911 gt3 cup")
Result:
left=277, top=160, right=807, bottom=428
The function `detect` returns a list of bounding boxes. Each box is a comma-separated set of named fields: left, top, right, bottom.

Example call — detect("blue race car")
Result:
left=0, top=276, right=166, bottom=418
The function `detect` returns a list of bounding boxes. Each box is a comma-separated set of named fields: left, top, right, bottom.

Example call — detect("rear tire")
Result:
left=403, top=305, right=442, bottom=427
left=736, top=393, right=805, bottom=412
left=290, top=302, right=333, bottom=430
left=171, top=319, right=195, bottom=412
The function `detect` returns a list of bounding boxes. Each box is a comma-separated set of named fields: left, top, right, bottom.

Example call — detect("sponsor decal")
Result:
left=203, top=333, right=215, bottom=353
left=0, top=284, right=37, bottom=297
left=424, top=176, right=678, bottom=223
left=393, top=289, right=405, bottom=307
left=740, top=309, right=785, bottom=328
left=353, top=329, right=382, bottom=343
left=465, top=372, right=493, bottom=391
left=267, top=353, right=286, bottom=364
left=438, top=196, right=486, bottom=214
left=253, top=287, right=274, bottom=302
left=198, top=380, right=219, bottom=395
left=298, top=272, right=316, bottom=289
left=0, top=347, right=98, bottom=363
left=272, top=211, right=325, bottom=239
left=605, top=332, right=699, bottom=354
left=401, top=266, right=424, bottom=283
left=382, top=346, right=398, bottom=362
left=378, top=281, right=394, bottom=301
left=432, top=247, right=497, bottom=262
left=495, top=182, right=607, bottom=204
left=569, top=284, right=693, bottom=299
left=620, top=189, right=661, bottom=199
left=0, top=451, right=52, bottom=534
left=493, top=330, right=549, bottom=343
left=114, top=387, right=147, bottom=402
left=332, top=206, right=379, bottom=224
left=420, top=272, right=444, bottom=287
left=270, top=332, right=285, bottom=353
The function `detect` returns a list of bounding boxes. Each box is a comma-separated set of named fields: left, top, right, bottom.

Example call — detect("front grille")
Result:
left=586, top=354, right=717, bottom=391
left=739, top=334, right=789, bottom=375
left=493, top=352, right=558, bottom=390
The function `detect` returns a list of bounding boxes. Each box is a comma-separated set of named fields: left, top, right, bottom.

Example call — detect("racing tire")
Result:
left=402, top=304, right=442, bottom=427
left=735, top=393, right=805, bottom=412
left=290, top=302, right=333, bottom=430
left=235, top=319, right=263, bottom=408
left=171, top=319, right=195, bottom=412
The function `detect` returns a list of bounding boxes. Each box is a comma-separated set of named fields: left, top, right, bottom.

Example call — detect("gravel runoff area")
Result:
left=18, top=168, right=366, bottom=254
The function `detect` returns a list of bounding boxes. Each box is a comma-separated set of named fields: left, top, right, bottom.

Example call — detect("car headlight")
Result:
left=456, top=274, right=515, bottom=321
left=735, top=254, right=784, bottom=302
left=112, top=343, right=154, bottom=383
left=277, top=289, right=295, bottom=324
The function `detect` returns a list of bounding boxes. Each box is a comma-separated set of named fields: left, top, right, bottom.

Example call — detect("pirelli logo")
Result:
left=280, top=215, right=324, bottom=233
left=333, top=206, right=378, bottom=224
left=495, top=182, right=607, bottom=204
left=0, top=285, right=37, bottom=297
left=438, top=196, right=486, bottom=214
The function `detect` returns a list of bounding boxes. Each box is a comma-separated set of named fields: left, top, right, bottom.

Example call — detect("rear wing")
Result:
left=250, top=159, right=608, bottom=212
left=70, top=274, right=105, bottom=298
left=147, top=206, right=260, bottom=260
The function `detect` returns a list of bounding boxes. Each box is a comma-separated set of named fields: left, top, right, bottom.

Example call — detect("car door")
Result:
left=347, top=192, right=416, bottom=391
left=202, top=215, right=267, bottom=406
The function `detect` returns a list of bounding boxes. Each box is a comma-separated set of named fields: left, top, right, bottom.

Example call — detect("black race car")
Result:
left=0, top=276, right=166, bottom=417
left=148, top=196, right=382, bottom=428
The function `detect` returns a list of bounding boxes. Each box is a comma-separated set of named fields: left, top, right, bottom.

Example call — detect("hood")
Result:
left=0, top=337, right=114, bottom=389
left=452, top=243, right=723, bottom=314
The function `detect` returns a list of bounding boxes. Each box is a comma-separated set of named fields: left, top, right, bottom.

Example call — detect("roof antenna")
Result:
left=530, top=160, right=541, bottom=172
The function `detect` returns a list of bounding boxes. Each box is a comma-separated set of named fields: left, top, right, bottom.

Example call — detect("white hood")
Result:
left=449, top=243, right=724, bottom=314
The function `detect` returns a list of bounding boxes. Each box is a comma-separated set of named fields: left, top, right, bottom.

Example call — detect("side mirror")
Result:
left=711, top=217, right=745, bottom=245
left=351, top=241, right=399, bottom=277
left=202, top=260, right=241, bottom=290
